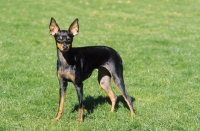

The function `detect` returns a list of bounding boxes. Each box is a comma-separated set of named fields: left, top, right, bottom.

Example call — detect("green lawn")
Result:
left=0, top=0, right=199, bottom=130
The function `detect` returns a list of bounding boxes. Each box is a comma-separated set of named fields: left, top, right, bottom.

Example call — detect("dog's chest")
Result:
left=57, top=59, right=75, bottom=82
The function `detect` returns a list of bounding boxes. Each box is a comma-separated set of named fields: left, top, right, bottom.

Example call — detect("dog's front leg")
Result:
left=53, top=77, right=68, bottom=121
left=74, top=82, right=84, bottom=122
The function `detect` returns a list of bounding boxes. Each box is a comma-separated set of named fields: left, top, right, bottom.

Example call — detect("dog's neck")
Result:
left=57, top=49, right=71, bottom=68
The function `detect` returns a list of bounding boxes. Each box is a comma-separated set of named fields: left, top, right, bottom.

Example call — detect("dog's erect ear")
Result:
left=69, top=18, right=79, bottom=36
left=49, top=18, right=60, bottom=35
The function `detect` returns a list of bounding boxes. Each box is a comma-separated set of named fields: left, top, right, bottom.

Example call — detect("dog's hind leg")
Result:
left=112, top=69, right=135, bottom=116
left=98, top=67, right=117, bottom=112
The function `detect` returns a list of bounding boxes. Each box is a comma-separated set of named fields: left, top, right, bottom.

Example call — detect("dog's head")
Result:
left=49, top=18, right=79, bottom=52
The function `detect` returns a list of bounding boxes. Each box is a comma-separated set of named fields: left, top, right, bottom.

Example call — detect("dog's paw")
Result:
left=76, top=118, right=83, bottom=122
left=52, top=117, right=59, bottom=122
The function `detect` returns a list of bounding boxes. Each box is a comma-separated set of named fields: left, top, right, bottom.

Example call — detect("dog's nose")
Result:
left=63, top=44, right=67, bottom=49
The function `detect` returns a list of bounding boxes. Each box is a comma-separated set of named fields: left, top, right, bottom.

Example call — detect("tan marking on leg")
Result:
left=53, top=92, right=66, bottom=121
left=77, top=107, right=84, bottom=122
left=112, top=79, right=135, bottom=116
left=100, top=81, right=117, bottom=112
left=101, top=65, right=134, bottom=116
left=122, top=96, right=135, bottom=116
left=98, top=67, right=117, bottom=112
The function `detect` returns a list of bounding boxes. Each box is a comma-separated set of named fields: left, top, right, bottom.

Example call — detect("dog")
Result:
left=49, top=18, right=134, bottom=122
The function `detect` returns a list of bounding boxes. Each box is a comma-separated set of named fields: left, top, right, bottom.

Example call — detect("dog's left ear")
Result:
left=69, top=18, right=79, bottom=36
left=49, top=18, right=60, bottom=35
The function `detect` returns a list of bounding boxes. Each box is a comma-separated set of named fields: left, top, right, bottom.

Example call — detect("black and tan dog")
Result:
left=49, top=18, right=134, bottom=122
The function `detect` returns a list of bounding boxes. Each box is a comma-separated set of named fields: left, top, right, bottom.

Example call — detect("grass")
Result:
left=0, top=0, right=199, bottom=130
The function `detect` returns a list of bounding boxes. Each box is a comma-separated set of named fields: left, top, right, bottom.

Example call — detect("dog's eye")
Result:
left=57, top=37, right=62, bottom=41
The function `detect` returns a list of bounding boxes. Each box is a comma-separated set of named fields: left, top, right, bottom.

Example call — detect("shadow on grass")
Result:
left=71, top=95, right=135, bottom=116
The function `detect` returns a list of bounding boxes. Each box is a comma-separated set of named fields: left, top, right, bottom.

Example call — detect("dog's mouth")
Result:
left=63, top=44, right=69, bottom=50
left=57, top=43, right=71, bottom=52
left=62, top=48, right=69, bottom=52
